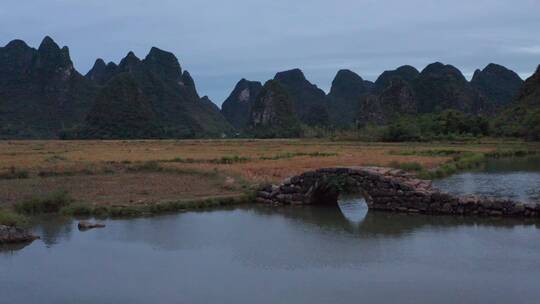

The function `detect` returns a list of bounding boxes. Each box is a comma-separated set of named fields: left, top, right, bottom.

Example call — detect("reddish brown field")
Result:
left=0, top=139, right=530, bottom=207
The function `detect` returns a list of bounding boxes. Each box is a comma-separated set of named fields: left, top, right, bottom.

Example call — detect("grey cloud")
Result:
left=1, top=0, right=538, bottom=105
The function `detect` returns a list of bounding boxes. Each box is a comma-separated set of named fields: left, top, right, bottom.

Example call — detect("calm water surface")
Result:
left=434, top=156, right=540, bottom=202
left=1, top=158, right=540, bottom=304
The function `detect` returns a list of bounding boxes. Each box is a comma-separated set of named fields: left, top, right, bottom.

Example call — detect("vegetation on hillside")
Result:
left=380, top=110, right=490, bottom=142
left=248, top=80, right=303, bottom=138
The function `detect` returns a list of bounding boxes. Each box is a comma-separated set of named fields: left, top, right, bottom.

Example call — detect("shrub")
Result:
left=418, top=152, right=486, bottom=179
left=108, top=206, right=142, bottom=217
left=0, top=167, right=29, bottom=180
left=382, top=120, right=421, bottom=142
left=162, top=157, right=201, bottom=163
left=389, top=161, right=424, bottom=172
left=259, top=152, right=337, bottom=160
left=14, top=191, right=74, bottom=215
left=0, top=209, right=28, bottom=227
left=127, top=161, right=163, bottom=172
left=60, top=203, right=94, bottom=216
left=524, top=110, right=540, bottom=141
left=400, top=162, right=424, bottom=172
left=210, top=155, right=251, bottom=164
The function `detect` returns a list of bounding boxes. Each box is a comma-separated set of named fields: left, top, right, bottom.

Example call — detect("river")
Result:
left=1, top=157, right=539, bottom=303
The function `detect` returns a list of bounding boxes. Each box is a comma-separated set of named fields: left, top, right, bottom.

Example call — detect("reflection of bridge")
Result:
left=251, top=205, right=540, bottom=238
left=256, top=167, right=540, bottom=218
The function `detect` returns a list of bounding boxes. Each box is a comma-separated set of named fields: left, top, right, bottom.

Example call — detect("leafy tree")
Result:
left=523, top=110, right=540, bottom=141
left=382, top=118, right=421, bottom=142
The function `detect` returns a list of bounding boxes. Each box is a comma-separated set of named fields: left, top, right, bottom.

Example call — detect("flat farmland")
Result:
left=0, top=139, right=533, bottom=207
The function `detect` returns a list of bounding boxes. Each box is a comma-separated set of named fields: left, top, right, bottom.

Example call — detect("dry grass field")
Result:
left=0, top=139, right=536, bottom=207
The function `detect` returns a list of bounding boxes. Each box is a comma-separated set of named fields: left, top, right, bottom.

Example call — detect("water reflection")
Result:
left=0, top=242, right=33, bottom=254
left=30, top=215, right=73, bottom=247
left=251, top=205, right=540, bottom=238
left=337, top=195, right=369, bottom=224
left=6, top=204, right=538, bottom=255
left=2, top=206, right=540, bottom=304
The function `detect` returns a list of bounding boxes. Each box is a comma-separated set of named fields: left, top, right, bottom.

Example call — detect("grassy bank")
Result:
left=1, top=190, right=256, bottom=227
left=388, top=149, right=540, bottom=179
left=14, top=191, right=74, bottom=215
left=59, top=193, right=255, bottom=218
left=0, top=208, right=28, bottom=227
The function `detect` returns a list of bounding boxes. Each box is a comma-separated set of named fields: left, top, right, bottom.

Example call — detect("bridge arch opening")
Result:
left=307, top=174, right=374, bottom=207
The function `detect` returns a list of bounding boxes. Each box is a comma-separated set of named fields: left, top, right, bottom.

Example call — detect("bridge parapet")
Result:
left=256, top=167, right=540, bottom=218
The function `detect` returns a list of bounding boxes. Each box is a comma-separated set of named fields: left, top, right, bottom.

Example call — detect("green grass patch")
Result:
left=162, top=152, right=336, bottom=164
left=127, top=161, right=163, bottom=172
left=419, top=152, right=486, bottom=179
left=389, top=148, right=540, bottom=179
left=389, top=161, right=425, bottom=172
left=259, top=152, right=337, bottom=160
left=0, top=208, right=28, bottom=227
left=162, top=157, right=204, bottom=164
left=209, top=155, right=251, bottom=164
left=14, top=191, right=74, bottom=215
left=127, top=161, right=223, bottom=180
left=59, top=202, right=94, bottom=216
left=37, top=169, right=95, bottom=178
left=60, top=193, right=255, bottom=218
left=162, top=155, right=251, bottom=164
left=485, top=149, right=539, bottom=158
left=389, top=149, right=463, bottom=157
left=45, top=155, right=68, bottom=163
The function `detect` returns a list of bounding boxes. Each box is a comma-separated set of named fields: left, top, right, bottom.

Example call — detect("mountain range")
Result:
left=0, top=37, right=97, bottom=138
left=494, top=64, right=540, bottom=140
left=0, top=36, right=536, bottom=139
left=0, top=37, right=232, bottom=139
left=223, top=62, right=526, bottom=134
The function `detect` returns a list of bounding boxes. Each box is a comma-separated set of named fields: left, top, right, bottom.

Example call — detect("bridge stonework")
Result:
left=256, top=167, right=540, bottom=218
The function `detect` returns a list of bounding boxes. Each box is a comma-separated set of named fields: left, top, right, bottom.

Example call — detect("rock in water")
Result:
left=0, top=225, right=39, bottom=244
left=78, top=221, right=106, bottom=231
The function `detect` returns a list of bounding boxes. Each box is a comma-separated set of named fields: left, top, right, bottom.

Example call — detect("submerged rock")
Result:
left=78, top=221, right=106, bottom=231
left=0, top=225, right=39, bottom=244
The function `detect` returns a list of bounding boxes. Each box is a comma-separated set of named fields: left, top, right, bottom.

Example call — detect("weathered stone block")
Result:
left=280, top=185, right=301, bottom=194
left=257, top=191, right=273, bottom=199
left=276, top=194, right=293, bottom=203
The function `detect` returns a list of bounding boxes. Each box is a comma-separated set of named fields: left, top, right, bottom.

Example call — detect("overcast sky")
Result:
left=1, top=0, right=539, bottom=105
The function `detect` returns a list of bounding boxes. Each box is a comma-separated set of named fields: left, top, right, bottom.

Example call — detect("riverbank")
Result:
left=389, top=149, right=540, bottom=179
left=1, top=139, right=540, bottom=231
left=0, top=190, right=255, bottom=227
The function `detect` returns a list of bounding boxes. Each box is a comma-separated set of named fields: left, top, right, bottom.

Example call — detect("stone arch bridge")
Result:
left=256, top=167, right=540, bottom=218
